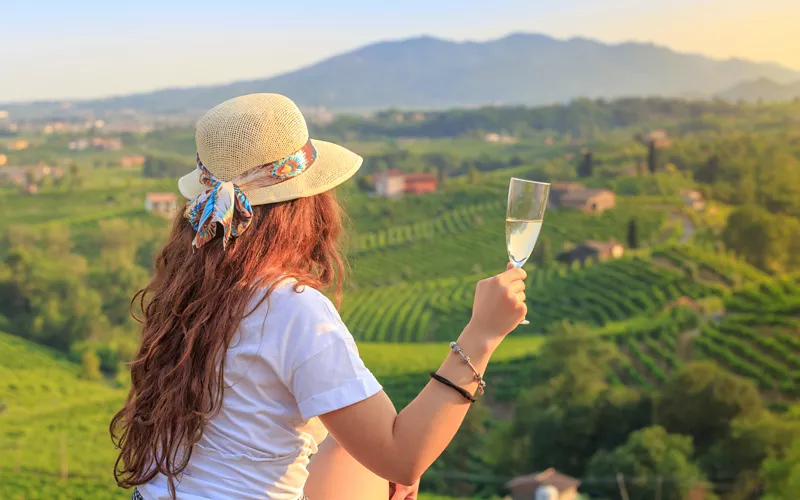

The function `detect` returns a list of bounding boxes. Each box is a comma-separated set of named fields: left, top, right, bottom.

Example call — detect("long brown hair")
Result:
left=110, top=191, right=345, bottom=497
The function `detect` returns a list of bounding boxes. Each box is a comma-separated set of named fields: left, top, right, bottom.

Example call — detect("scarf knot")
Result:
left=185, top=155, right=253, bottom=249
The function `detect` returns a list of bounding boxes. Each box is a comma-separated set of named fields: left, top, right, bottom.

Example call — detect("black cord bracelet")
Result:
left=429, top=371, right=476, bottom=403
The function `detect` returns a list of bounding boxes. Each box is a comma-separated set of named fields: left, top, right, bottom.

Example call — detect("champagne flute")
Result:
left=506, top=178, right=550, bottom=325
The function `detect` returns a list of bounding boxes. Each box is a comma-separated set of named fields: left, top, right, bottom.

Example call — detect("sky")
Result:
left=2, top=0, right=799, bottom=103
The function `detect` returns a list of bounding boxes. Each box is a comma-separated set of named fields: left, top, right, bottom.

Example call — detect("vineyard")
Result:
left=651, top=244, right=770, bottom=286
left=430, top=273, right=800, bottom=405
left=595, top=275, right=800, bottom=400
left=351, top=200, right=505, bottom=253
left=348, top=198, right=669, bottom=286
left=694, top=275, right=800, bottom=398
left=343, top=253, right=729, bottom=342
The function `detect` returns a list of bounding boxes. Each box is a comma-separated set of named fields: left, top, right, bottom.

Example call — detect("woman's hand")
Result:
left=390, top=480, right=420, bottom=500
left=467, top=263, right=527, bottom=345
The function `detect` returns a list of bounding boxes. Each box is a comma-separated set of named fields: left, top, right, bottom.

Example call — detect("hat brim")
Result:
left=178, top=139, right=363, bottom=206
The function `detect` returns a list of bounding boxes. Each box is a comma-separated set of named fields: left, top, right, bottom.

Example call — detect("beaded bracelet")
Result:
left=449, top=341, right=486, bottom=396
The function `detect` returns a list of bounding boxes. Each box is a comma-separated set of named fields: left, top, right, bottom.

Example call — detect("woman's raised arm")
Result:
left=319, top=265, right=527, bottom=485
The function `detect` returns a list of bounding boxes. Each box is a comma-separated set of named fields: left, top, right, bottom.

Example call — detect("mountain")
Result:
left=4, top=33, right=800, bottom=115
left=716, top=77, right=800, bottom=102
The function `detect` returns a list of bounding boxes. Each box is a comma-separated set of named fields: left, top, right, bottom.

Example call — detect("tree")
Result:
left=762, top=437, right=800, bottom=500
left=467, top=167, right=482, bottom=185
left=97, top=219, right=147, bottom=266
left=142, top=153, right=193, bottom=178
left=356, top=175, right=374, bottom=193
left=656, top=362, right=762, bottom=454
left=647, top=141, right=658, bottom=174
left=722, top=205, right=800, bottom=273
left=509, top=154, right=525, bottom=167
left=422, top=151, right=461, bottom=177
left=695, top=155, right=720, bottom=184
left=0, top=224, right=38, bottom=253
left=493, top=324, right=649, bottom=478
left=68, top=162, right=82, bottom=189
left=585, top=426, right=708, bottom=500
left=702, top=412, right=800, bottom=498
left=89, top=264, right=150, bottom=325
left=578, top=150, right=594, bottom=178
left=627, top=218, right=639, bottom=249
left=42, top=225, right=73, bottom=257
left=0, top=245, right=104, bottom=351
left=80, top=349, right=102, bottom=381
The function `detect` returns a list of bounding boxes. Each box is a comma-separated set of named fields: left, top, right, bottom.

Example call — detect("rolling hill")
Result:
left=4, top=33, right=799, bottom=116
left=717, top=77, right=800, bottom=102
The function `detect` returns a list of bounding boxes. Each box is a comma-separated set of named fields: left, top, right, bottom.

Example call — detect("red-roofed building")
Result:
left=403, top=172, right=438, bottom=195
left=145, top=192, right=177, bottom=217
left=120, top=155, right=145, bottom=168
left=374, top=170, right=437, bottom=197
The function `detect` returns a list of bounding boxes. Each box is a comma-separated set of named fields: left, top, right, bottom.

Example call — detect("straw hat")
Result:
left=178, top=93, right=362, bottom=206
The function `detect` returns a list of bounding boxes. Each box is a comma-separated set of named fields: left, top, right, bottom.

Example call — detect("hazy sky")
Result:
left=2, top=0, right=798, bottom=103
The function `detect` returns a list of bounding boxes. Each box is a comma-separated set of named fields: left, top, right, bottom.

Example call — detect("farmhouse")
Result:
left=557, top=239, right=625, bottom=266
left=549, top=183, right=616, bottom=214
left=484, top=132, right=518, bottom=144
left=681, top=189, right=706, bottom=211
left=373, top=169, right=437, bottom=197
left=145, top=192, right=178, bottom=217
left=506, top=468, right=581, bottom=500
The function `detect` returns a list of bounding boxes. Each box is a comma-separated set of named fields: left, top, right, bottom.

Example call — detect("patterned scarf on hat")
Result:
left=184, top=139, right=317, bottom=249
left=185, top=156, right=254, bottom=249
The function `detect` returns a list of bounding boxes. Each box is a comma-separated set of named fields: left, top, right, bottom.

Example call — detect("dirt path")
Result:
left=674, top=213, right=695, bottom=244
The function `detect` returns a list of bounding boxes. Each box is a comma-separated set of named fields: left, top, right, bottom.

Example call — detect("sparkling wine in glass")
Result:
left=506, top=178, right=550, bottom=325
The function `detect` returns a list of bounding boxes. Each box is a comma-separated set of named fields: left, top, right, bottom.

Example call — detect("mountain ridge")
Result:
left=3, top=33, right=799, bottom=116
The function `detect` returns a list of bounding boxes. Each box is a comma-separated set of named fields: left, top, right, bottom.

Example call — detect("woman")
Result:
left=111, top=94, right=527, bottom=500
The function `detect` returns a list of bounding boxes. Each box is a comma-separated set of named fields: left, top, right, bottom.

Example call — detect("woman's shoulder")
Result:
left=249, top=279, right=340, bottom=324
left=242, top=280, right=352, bottom=373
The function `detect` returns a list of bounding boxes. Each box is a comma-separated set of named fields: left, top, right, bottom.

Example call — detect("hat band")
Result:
left=198, top=138, right=318, bottom=192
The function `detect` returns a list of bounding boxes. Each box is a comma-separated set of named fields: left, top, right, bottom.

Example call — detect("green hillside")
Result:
left=0, top=326, right=536, bottom=499
left=348, top=196, right=669, bottom=286
left=2, top=256, right=798, bottom=497
left=0, top=331, right=127, bottom=498
left=3, top=98, right=800, bottom=499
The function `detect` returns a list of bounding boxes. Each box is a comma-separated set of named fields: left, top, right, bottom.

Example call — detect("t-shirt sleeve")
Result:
left=282, top=288, right=383, bottom=421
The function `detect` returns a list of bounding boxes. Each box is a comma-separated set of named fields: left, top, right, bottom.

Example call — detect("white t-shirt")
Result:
left=137, top=280, right=383, bottom=500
